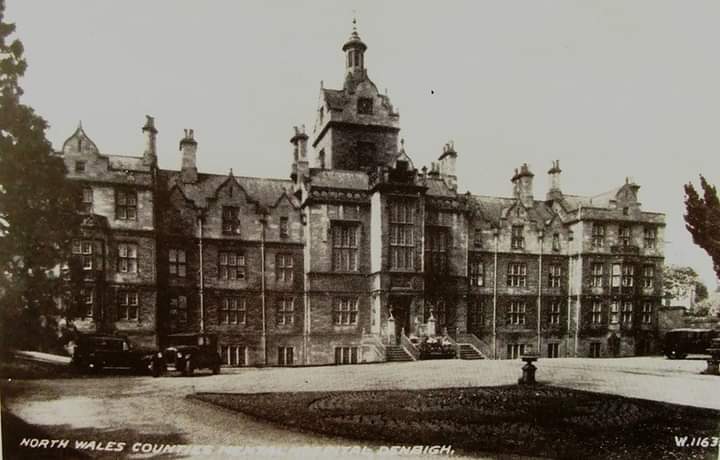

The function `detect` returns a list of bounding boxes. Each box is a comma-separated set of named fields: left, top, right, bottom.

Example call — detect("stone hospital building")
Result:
left=59, top=25, right=665, bottom=366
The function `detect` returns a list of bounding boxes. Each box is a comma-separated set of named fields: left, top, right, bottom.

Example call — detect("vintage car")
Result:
left=418, top=336, right=456, bottom=360
left=157, top=333, right=222, bottom=376
left=663, top=328, right=719, bottom=359
left=71, top=334, right=160, bottom=376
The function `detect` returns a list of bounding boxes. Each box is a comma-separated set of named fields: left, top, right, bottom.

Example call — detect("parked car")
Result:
left=663, top=328, right=719, bottom=359
left=71, top=334, right=160, bottom=376
left=157, top=333, right=222, bottom=376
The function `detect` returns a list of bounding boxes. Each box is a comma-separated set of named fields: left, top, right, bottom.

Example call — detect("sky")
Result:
left=6, top=1, right=720, bottom=287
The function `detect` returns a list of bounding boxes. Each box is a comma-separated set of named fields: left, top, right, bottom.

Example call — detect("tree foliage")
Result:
left=662, top=265, right=708, bottom=306
left=684, top=175, right=720, bottom=281
left=0, top=0, right=82, bottom=352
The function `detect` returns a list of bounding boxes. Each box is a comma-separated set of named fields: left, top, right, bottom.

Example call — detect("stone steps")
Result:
left=385, top=346, right=413, bottom=362
left=458, top=344, right=484, bottom=360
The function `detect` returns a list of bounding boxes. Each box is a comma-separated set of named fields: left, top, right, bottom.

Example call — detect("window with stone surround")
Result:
left=592, top=301, right=603, bottom=324
left=611, top=263, right=621, bottom=288
left=220, top=297, right=246, bottom=325
left=508, top=301, right=526, bottom=325
left=357, top=97, right=373, bottom=115
left=389, top=201, right=415, bottom=270
left=169, top=295, right=187, bottom=323
left=221, top=345, right=247, bottom=367
left=548, top=264, right=562, bottom=288
left=591, top=263, right=604, bottom=288
left=507, top=263, right=527, bottom=287
left=118, top=243, right=138, bottom=273
left=610, top=302, right=619, bottom=324
left=80, top=287, right=94, bottom=318
left=222, top=206, right=240, bottom=235
left=622, top=265, right=634, bottom=287
left=115, top=189, right=137, bottom=220
left=618, top=225, right=631, bottom=247
left=592, top=223, right=606, bottom=248
left=511, top=225, right=525, bottom=250
left=644, top=227, right=657, bottom=249
left=169, top=249, right=186, bottom=277
left=642, top=302, right=653, bottom=324
left=335, top=347, right=358, bottom=365
left=643, top=265, right=655, bottom=289
left=276, top=254, right=294, bottom=283
left=75, top=160, right=86, bottom=173
left=469, top=260, right=485, bottom=287
left=549, top=300, right=561, bottom=325
left=425, top=227, right=448, bottom=274
left=278, top=346, right=294, bottom=366
left=621, top=301, right=633, bottom=324
left=332, top=223, right=359, bottom=272
left=474, top=228, right=483, bottom=248
left=276, top=297, right=294, bottom=325
left=280, top=216, right=289, bottom=238
left=507, top=343, right=526, bottom=359
left=73, top=240, right=95, bottom=271
left=333, top=297, right=358, bottom=325
left=81, top=187, right=93, bottom=214
left=118, top=290, right=139, bottom=320
left=551, top=233, right=561, bottom=252
left=468, top=297, right=486, bottom=331
left=218, top=251, right=245, bottom=280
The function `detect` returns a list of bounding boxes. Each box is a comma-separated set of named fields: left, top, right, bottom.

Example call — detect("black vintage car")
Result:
left=157, top=333, right=222, bottom=376
left=663, top=328, right=719, bottom=359
left=71, top=334, right=160, bottom=376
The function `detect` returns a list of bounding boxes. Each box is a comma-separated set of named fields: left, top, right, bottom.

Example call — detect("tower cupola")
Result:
left=342, top=18, right=367, bottom=77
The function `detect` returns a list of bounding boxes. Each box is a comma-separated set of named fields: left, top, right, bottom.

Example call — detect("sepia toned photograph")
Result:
left=1, top=1, right=719, bottom=459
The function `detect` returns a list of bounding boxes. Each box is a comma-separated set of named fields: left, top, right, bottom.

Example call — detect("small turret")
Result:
left=290, top=125, right=309, bottom=195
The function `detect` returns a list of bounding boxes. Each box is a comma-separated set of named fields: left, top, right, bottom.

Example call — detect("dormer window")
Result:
left=357, top=97, right=373, bottom=115
left=75, top=161, right=86, bottom=173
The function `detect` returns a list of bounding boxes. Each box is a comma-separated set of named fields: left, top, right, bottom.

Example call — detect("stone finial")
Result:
left=142, top=115, right=157, bottom=134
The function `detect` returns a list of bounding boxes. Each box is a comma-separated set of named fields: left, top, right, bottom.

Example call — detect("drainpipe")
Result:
left=198, top=215, right=205, bottom=334
left=492, top=228, right=499, bottom=359
left=537, top=230, right=543, bottom=353
left=260, top=213, right=267, bottom=366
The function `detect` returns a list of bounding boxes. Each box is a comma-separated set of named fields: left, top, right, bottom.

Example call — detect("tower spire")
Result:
left=343, top=13, right=367, bottom=77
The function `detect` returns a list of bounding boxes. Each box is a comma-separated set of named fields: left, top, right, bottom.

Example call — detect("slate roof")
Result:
left=322, top=89, right=348, bottom=111
left=469, top=195, right=555, bottom=226
left=162, top=170, right=298, bottom=209
left=108, top=155, right=148, bottom=172
left=424, top=177, right=456, bottom=198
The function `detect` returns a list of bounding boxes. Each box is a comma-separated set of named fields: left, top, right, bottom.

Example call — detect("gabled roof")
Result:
left=321, top=89, right=348, bottom=111
left=162, top=171, right=299, bottom=209
left=469, top=195, right=555, bottom=226
left=425, top=177, right=455, bottom=198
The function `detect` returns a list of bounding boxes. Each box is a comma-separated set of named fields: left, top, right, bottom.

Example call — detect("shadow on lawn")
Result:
left=193, top=385, right=720, bottom=460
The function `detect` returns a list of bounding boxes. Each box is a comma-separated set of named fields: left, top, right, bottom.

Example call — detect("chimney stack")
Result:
left=438, top=141, right=458, bottom=191
left=142, top=115, right=158, bottom=167
left=511, top=163, right=534, bottom=208
left=180, top=129, right=198, bottom=183
left=290, top=125, right=309, bottom=192
left=546, top=160, right=562, bottom=201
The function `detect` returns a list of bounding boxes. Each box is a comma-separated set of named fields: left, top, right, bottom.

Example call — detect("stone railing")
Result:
left=400, top=329, right=420, bottom=361
left=361, top=332, right=386, bottom=363
left=454, top=331, right=490, bottom=359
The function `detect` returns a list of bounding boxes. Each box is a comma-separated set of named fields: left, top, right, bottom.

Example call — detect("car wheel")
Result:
left=151, top=361, right=162, bottom=378
left=183, top=359, right=194, bottom=376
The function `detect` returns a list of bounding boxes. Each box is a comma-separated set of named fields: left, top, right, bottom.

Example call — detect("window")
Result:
left=642, top=303, right=653, bottom=324
left=75, top=161, right=86, bottom=173
left=280, top=217, right=289, bottom=238
left=508, top=301, right=526, bottom=325
left=591, top=224, right=605, bottom=248
left=611, top=264, right=621, bottom=288
left=591, top=263, right=604, bottom=288
left=115, top=190, right=137, bottom=220
left=218, top=252, right=245, bottom=280
left=332, top=223, right=359, bottom=271
left=469, top=260, right=485, bottom=287
left=644, top=227, right=657, bottom=249
left=622, top=265, right=634, bottom=287
left=623, top=207, right=629, bottom=216
left=389, top=201, right=414, bottom=270
left=551, top=233, right=560, bottom=252
left=548, top=264, right=562, bottom=288
left=507, top=343, right=526, bottom=359
left=474, top=228, right=483, bottom=248
left=610, top=302, right=619, bottom=324
left=221, top=345, right=247, bottom=367
left=590, top=342, right=601, bottom=358
left=72, top=240, right=94, bottom=270
left=643, top=265, right=654, bottom=289
left=278, top=347, right=294, bottom=366
left=511, top=225, right=525, bottom=250
left=334, top=297, right=358, bottom=325
left=276, top=297, right=294, bottom=325
left=425, top=228, right=448, bottom=274
left=592, top=301, right=603, bottom=324
left=80, top=288, right=94, bottom=318
left=118, top=290, right=139, bottom=320
left=319, top=149, right=326, bottom=169
left=618, top=225, right=631, bottom=247
left=118, top=243, right=138, bottom=273
left=222, top=206, right=240, bottom=235
left=81, top=187, right=93, bottom=213
left=169, top=249, right=186, bottom=277
left=549, top=301, right=561, bottom=325
left=357, top=97, right=373, bottom=115
left=507, top=263, right=527, bottom=287
left=468, top=297, right=486, bottom=331
left=621, top=302, right=633, bottom=324
left=169, top=295, right=188, bottom=323
left=335, top=347, right=358, bottom=365
left=276, top=254, right=294, bottom=283
left=547, top=343, right=559, bottom=358
left=221, top=297, right=246, bottom=325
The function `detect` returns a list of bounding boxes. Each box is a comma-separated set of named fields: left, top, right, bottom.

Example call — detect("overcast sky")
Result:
left=7, top=1, right=720, bottom=287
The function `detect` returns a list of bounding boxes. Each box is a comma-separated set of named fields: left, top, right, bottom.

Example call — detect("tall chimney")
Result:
left=438, top=141, right=458, bottom=191
left=180, top=129, right=198, bottom=183
left=546, top=160, right=562, bottom=201
left=511, top=163, right=534, bottom=208
left=142, top=115, right=158, bottom=167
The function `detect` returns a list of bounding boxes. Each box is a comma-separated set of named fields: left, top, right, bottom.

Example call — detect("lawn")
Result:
left=193, top=385, right=720, bottom=459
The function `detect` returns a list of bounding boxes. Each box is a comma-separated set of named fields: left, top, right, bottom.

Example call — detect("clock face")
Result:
left=357, top=97, right=373, bottom=115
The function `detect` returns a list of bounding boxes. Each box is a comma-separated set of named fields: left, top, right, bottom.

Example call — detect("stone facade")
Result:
left=59, top=25, right=665, bottom=365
